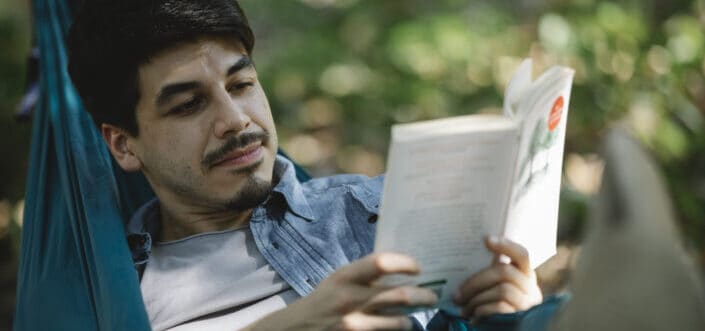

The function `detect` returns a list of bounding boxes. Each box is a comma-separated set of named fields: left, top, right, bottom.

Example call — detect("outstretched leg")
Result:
left=545, top=128, right=705, bottom=331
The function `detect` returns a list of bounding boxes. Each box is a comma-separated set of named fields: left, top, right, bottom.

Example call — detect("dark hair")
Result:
left=67, top=0, right=255, bottom=136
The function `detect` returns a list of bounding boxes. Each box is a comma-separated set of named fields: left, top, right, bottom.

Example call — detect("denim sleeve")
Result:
left=512, top=295, right=568, bottom=331
left=421, top=295, right=568, bottom=331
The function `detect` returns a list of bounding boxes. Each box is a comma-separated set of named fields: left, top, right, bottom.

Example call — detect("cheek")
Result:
left=252, top=88, right=275, bottom=131
left=142, top=125, right=207, bottom=166
left=257, top=102, right=277, bottom=151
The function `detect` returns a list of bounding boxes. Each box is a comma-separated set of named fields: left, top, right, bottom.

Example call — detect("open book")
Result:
left=373, top=59, right=575, bottom=313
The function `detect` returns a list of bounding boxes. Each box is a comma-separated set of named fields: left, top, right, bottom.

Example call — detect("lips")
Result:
left=210, top=143, right=263, bottom=169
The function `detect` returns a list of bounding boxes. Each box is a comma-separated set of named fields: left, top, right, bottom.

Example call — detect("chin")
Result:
left=223, top=175, right=273, bottom=211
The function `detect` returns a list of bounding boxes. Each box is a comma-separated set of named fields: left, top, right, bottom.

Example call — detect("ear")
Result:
left=101, top=124, right=143, bottom=172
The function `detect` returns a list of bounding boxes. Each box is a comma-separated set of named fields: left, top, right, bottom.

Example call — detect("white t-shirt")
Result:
left=140, top=226, right=300, bottom=331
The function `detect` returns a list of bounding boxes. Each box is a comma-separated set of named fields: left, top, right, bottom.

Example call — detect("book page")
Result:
left=374, top=117, right=518, bottom=313
left=503, top=62, right=575, bottom=268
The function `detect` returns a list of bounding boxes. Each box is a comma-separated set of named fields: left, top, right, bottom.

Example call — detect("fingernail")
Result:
left=488, top=236, right=500, bottom=245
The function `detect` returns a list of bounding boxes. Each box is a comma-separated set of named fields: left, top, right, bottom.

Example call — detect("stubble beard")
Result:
left=202, top=131, right=275, bottom=212
left=161, top=158, right=274, bottom=214
left=224, top=174, right=273, bottom=212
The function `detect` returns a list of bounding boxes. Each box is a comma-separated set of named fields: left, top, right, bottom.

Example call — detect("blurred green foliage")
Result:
left=1, top=0, right=704, bottom=257
left=0, top=0, right=31, bottom=201
left=241, top=0, right=705, bottom=256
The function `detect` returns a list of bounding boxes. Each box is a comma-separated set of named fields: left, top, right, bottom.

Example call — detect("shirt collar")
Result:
left=126, top=197, right=160, bottom=237
left=270, top=154, right=316, bottom=221
left=126, top=154, right=315, bottom=238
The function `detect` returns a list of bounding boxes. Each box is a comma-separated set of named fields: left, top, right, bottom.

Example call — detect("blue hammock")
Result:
left=13, top=1, right=309, bottom=329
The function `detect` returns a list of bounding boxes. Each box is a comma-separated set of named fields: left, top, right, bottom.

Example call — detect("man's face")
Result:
left=124, top=37, right=277, bottom=212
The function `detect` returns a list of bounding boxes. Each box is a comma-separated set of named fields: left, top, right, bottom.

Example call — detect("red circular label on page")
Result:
left=548, top=96, right=564, bottom=132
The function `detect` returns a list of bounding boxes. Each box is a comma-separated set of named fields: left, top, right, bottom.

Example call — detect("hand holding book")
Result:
left=373, top=59, right=575, bottom=314
left=453, top=236, right=543, bottom=318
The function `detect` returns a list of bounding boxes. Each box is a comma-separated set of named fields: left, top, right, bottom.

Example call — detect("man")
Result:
left=67, top=1, right=543, bottom=330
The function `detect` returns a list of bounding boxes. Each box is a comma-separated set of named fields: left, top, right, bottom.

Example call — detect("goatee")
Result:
left=224, top=175, right=273, bottom=211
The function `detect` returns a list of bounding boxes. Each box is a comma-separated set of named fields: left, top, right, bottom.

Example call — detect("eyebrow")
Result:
left=227, top=56, right=253, bottom=76
left=156, top=81, right=201, bottom=107
left=155, top=56, right=254, bottom=107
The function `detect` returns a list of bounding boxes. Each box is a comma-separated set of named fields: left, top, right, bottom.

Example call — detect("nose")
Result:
left=213, top=90, right=251, bottom=139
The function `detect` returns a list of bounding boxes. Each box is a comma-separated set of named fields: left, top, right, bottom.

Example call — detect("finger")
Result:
left=329, top=285, right=390, bottom=314
left=472, top=301, right=515, bottom=318
left=362, top=286, right=438, bottom=313
left=460, top=283, right=525, bottom=318
left=454, top=263, right=532, bottom=304
left=335, top=253, right=420, bottom=284
left=339, top=312, right=414, bottom=331
left=485, top=236, right=531, bottom=274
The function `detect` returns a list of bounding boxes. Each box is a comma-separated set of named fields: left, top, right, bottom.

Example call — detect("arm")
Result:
left=242, top=253, right=438, bottom=331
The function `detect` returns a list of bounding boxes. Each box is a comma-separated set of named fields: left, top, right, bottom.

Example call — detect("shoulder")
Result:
left=303, top=173, right=384, bottom=192
left=284, top=174, right=385, bottom=263
left=302, top=174, right=384, bottom=210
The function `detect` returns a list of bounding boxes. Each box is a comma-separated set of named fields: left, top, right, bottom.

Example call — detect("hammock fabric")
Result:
left=14, top=1, right=309, bottom=330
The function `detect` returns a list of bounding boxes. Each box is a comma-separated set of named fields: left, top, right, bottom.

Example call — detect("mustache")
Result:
left=202, top=131, right=270, bottom=169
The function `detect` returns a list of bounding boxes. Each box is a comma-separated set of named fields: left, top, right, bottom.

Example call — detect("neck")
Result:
left=157, top=202, right=253, bottom=242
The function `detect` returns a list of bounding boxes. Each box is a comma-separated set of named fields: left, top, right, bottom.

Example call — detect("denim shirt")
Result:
left=126, top=155, right=522, bottom=331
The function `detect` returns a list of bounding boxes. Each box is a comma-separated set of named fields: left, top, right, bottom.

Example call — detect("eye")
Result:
left=227, top=81, right=254, bottom=94
left=170, top=95, right=205, bottom=116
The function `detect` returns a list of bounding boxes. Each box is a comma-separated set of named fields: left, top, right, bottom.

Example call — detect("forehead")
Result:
left=138, top=38, right=249, bottom=91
